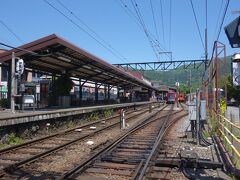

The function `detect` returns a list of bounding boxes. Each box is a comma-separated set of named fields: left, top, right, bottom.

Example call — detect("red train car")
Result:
left=166, top=90, right=176, bottom=104
left=178, top=93, right=185, bottom=102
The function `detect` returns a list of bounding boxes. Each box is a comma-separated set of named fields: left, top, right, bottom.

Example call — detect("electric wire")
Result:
left=55, top=0, right=128, bottom=63
left=189, top=0, right=205, bottom=50
left=130, top=0, right=160, bottom=60
left=216, top=0, right=229, bottom=41
left=43, top=0, right=128, bottom=63
left=150, top=0, right=159, bottom=42
left=159, top=0, right=166, bottom=47
left=0, top=42, right=51, bottom=57
left=213, top=0, right=224, bottom=45
left=131, top=0, right=172, bottom=60
left=0, top=19, right=24, bottom=44
left=208, top=0, right=229, bottom=69
left=118, top=0, right=172, bottom=60
left=169, top=0, right=172, bottom=51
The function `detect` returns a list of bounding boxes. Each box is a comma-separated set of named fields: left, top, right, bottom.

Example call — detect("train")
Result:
left=166, top=90, right=177, bottom=104
left=178, top=93, right=185, bottom=102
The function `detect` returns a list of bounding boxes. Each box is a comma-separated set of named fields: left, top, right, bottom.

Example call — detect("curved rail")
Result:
left=0, top=104, right=166, bottom=179
left=59, top=105, right=184, bottom=179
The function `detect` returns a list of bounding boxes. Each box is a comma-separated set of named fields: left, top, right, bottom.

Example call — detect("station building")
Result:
left=0, top=34, right=160, bottom=109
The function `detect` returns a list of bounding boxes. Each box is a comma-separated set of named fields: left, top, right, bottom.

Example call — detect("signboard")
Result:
left=225, top=16, right=240, bottom=48
left=232, top=61, right=240, bottom=86
left=133, top=86, right=142, bottom=91
left=23, top=95, right=35, bottom=104
left=16, top=59, right=24, bottom=75
left=36, top=85, right=40, bottom=94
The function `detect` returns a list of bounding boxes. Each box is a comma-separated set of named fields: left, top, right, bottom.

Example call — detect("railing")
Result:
left=212, top=111, right=240, bottom=168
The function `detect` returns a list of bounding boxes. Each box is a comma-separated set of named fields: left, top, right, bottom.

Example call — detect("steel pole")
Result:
left=11, top=52, right=16, bottom=113
left=196, top=89, right=200, bottom=145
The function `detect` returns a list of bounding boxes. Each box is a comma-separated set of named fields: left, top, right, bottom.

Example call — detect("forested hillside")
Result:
left=142, top=57, right=232, bottom=92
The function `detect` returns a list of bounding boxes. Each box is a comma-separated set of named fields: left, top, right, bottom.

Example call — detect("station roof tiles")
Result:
left=0, top=34, right=158, bottom=91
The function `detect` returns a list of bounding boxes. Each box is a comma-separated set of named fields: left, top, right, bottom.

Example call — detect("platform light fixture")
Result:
left=58, top=56, right=72, bottom=63
left=82, top=65, right=92, bottom=69
left=94, top=69, right=101, bottom=73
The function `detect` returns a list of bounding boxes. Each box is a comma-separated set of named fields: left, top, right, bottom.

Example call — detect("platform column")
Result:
left=95, top=82, right=98, bottom=103
left=52, top=75, right=57, bottom=106
left=104, top=85, right=107, bottom=101
left=117, top=86, right=120, bottom=103
left=7, top=62, right=11, bottom=108
left=79, top=78, right=82, bottom=106
left=107, top=85, right=110, bottom=102
left=11, top=52, right=16, bottom=113
left=148, top=90, right=152, bottom=101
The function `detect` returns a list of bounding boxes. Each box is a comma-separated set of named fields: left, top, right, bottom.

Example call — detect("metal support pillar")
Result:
left=148, top=90, right=152, bottom=101
left=7, top=62, right=11, bottom=108
left=104, top=85, right=107, bottom=101
left=52, top=75, right=57, bottom=106
left=79, top=78, right=82, bottom=106
left=117, top=86, right=120, bottom=99
left=95, top=82, right=98, bottom=103
left=196, top=89, right=200, bottom=145
left=11, top=52, right=16, bottom=113
left=107, top=84, right=110, bottom=102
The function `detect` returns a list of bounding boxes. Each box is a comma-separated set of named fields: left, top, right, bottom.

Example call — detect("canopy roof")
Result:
left=0, top=34, right=158, bottom=91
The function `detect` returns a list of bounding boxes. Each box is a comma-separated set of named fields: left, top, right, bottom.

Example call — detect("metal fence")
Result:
left=202, top=41, right=240, bottom=169
left=216, top=112, right=240, bottom=168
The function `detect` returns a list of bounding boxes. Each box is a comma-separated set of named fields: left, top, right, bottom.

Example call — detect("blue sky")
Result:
left=0, top=0, right=239, bottom=64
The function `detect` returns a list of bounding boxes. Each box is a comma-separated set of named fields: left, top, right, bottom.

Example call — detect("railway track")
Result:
left=0, top=103, right=165, bottom=179
left=57, top=105, right=187, bottom=179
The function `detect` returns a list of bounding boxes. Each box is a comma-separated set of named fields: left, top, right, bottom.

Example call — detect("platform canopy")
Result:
left=0, top=34, right=158, bottom=91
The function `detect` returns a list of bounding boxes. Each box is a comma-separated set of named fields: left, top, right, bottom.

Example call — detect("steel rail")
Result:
left=59, top=105, right=174, bottom=179
left=136, top=112, right=188, bottom=180
left=1, top=104, right=165, bottom=178
left=0, top=105, right=147, bottom=155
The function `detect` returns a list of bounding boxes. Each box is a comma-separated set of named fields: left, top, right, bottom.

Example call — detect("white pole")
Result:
left=11, top=52, right=16, bottom=113
left=196, top=89, right=200, bottom=145
left=122, top=110, right=125, bottom=129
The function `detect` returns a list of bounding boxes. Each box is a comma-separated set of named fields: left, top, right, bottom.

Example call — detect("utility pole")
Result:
left=205, top=28, right=208, bottom=69
left=189, top=70, right=192, bottom=102
left=175, top=82, right=179, bottom=107
left=196, top=88, right=200, bottom=145
left=205, top=0, right=208, bottom=70
left=11, top=52, right=16, bottom=113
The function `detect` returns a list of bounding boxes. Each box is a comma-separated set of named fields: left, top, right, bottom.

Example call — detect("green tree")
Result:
left=179, top=84, right=190, bottom=94
left=54, top=75, right=74, bottom=96
left=226, top=75, right=240, bottom=105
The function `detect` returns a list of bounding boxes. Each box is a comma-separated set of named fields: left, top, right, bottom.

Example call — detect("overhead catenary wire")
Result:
left=209, top=0, right=229, bottom=66
left=150, top=0, right=160, bottom=42
left=55, top=0, right=128, bottom=63
left=215, top=0, right=229, bottom=41
left=130, top=0, right=172, bottom=60
left=0, top=19, right=24, bottom=44
left=213, top=0, right=224, bottom=45
left=130, top=0, right=160, bottom=61
left=43, top=0, right=128, bottom=63
left=118, top=0, right=172, bottom=60
left=189, top=0, right=205, bottom=51
left=169, top=0, right=172, bottom=51
left=159, top=0, right=166, bottom=47
left=0, top=42, right=51, bottom=57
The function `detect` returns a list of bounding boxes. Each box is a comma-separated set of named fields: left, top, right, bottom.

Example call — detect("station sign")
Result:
left=225, top=16, right=240, bottom=48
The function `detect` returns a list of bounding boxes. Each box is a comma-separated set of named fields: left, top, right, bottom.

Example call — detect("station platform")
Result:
left=0, top=101, right=153, bottom=127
